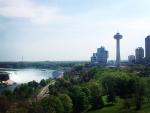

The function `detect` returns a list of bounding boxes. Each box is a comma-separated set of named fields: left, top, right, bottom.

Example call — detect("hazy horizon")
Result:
left=0, top=0, right=149, bottom=61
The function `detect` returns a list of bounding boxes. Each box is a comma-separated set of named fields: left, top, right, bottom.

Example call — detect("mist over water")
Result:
left=6, top=69, right=54, bottom=83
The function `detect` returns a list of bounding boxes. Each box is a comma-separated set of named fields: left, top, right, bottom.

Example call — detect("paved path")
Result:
left=37, top=80, right=55, bottom=100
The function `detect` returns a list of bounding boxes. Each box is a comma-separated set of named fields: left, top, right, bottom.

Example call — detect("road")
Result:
left=37, top=80, right=55, bottom=100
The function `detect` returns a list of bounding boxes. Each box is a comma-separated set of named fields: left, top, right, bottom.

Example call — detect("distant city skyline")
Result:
left=0, top=0, right=150, bottom=61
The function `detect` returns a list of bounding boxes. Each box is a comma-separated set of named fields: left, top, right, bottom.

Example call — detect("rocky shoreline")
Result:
left=52, top=70, right=64, bottom=79
left=0, top=71, right=16, bottom=86
left=0, top=69, right=63, bottom=86
left=2, top=79, right=16, bottom=85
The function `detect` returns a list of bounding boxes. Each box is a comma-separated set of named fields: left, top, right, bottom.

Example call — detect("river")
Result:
left=4, top=69, right=55, bottom=83
left=0, top=69, right=55, bottom=92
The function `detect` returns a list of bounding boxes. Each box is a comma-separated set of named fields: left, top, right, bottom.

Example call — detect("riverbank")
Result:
left=0, top=69, right=64, bottom=94
left=2, top=69, right=54, bottom=83
left=2, top=79, right=16, bottom=85
left=52, top=70, right=64, bottom=79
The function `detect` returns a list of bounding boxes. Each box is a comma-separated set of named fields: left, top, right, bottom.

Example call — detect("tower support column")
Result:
left=114, top=33, right=123, bottom=67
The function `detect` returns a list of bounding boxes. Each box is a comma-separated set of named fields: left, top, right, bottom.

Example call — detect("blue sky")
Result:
left=0, top=0, right=150, bottom=61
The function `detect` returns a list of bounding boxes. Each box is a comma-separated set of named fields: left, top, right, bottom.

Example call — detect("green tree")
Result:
left=28, top=102, right=45, bottom=113
left=41, top=96, right=64, bottom=113
left=28, top=80, right=39, bottom=88
left=115, top=72, right=136, bottom=98
left=14, top=84, right=33, bottom=100
left=135, top=79, right=146, bottom=110
left=82, top=87, right=92, bottom=104
left=40, top=79, right=47, bottom=87
left=49, top=84, right=58, bottom=96
left=70, top=86, right=91, bottom=113
left=55, top=78, right=71, bottom=92
left=81, top=68, right=97, bottom=82
left=0, top=96, right=11, bottom=113
left=101, top=74, right=116, bottom=104
left=145, top=79, right=150, bottom=103
left=58, top=94, right=73, bottom=113
left=87, top=82, right=104, bottom=109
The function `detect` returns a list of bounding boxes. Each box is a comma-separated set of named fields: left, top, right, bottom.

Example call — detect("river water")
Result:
left=5, top=69, right=55, bottom=83
left=0, top=69, right=55, bottom=92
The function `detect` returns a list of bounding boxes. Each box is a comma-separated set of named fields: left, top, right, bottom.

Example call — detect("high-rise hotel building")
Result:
left=91, top=46, right=108, bottom=66
left=135, top=47, right=144, bottom=63
left=145, top=36, right=150, bottom=63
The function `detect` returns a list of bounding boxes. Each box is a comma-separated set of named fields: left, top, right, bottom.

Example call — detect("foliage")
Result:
left=101, top=74, right=116, bottom=104
left=28, top=80, right=39, bottom=88
left=0, top=95, right=11, bottom=113
left=14, top=84, right=33, bottom=100
left=58, top=94, right=73, bottom=113
left=2, top=65, right=150, bottom=113
left=49, top=84, right=58, bottom=96
left=40, top=79, right=47, bottom=87
left=40, top=96, right=64, bottom=113
left=69, top=86, right=91, bottom=113
left=28, top=102, right=45, bottom=113
left=86, top=82, right=104, bottom=109
left=134, top=79, right=146, bottom=110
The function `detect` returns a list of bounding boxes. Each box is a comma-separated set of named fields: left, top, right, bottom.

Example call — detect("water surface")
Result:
left=6, top=69, right=54, bottom=83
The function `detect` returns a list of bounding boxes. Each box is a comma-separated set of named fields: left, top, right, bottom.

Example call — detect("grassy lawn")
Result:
left=88, top=100, right=121, bottom=113
left=88, top=97, right=150, bottom=113
left=88, top=105, right=120, bottom=113
left=88, top=104, right=150, bottom=113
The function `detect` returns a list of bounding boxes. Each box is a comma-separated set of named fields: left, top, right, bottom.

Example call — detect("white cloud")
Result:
left=0, top=0, right=64, bottom=24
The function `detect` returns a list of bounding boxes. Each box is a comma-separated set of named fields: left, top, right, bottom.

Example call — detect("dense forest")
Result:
left=1, top=65, right=150, bottom=113
left=0, top=61, right=87, bottom=70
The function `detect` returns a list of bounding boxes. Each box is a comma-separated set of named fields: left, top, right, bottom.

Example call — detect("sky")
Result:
left=0, top=0, right=150, bottom=61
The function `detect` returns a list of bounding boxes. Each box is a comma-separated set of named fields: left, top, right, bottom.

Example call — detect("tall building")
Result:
left=91, top=53, right=97, bottom=64
left=145, top=36, right=150, bottom=63
left=91, top=46, right=108, bottom=66
left=135, top=47, right=144, bottom=63
left=97, top=47, right=108, bottom=65
left=114, top=33, right=123, bottom=67
left=128, top=55, right=135, bottom=64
